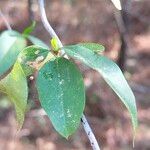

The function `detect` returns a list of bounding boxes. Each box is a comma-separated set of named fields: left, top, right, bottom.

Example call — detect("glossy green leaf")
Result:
left=28, top=35, right=49, bottom=49
left=36, top=57, right=85, bottom=138
left=63, top=45, right=138, bottom=133
left=78, top=43, right=105, bottom=53
left=18, top=45, right=51, bottom=76
left=23, top=21, right=36, bottom=36
left=0, top=62, right=28, bottom=129
left=0, top=30, right=26, bottom=77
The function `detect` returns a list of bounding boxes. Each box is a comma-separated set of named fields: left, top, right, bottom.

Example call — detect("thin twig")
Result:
left=38, top=0, right=62, bottom=48
left=81, top=115, right=100, bottom=150
left=0, top=9, right=12, bottom=30
left=38, top=0, right=100, bottom=149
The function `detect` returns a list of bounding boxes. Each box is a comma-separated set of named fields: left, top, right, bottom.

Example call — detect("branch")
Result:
left=0, top=9, right=12, bottom=30
left=81, top=115, right=100, bottom=150
left=38, top=0, right=100, bottom=149
left=38, top=0, right=63, bottom=48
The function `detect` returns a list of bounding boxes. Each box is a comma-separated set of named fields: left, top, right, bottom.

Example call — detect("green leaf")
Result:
left=0, top=30, right=27, bottom=77
left=78, top=43, right=105, bottom=53
left=18, top=45, right=52, bottom=76
left=51, top=37, right=59, bottom=51
left=23, top=21, right=36, bottom=36
left=28, top=35, right=49, bottom=49
left=63, top=45, right=138, bottom=133
left=36, top=57, right=85, bottom=138
left=22, top=22, right=49, bottom=49
left=0, top=62, right=28, bottom=129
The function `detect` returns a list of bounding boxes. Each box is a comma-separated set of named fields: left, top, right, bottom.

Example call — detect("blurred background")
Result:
left=0, top=0, right=150, bottom=149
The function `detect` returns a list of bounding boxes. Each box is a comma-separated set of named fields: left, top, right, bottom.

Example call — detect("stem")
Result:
left=38, top=0, right=100, bottom=149
left=38, top=0, right=62, bottom=48
left=81, top=115, right=100, bottom=150
left=0, top=9, right=12, bottom=30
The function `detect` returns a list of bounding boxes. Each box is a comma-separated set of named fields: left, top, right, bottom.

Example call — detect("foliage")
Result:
left=0, top=30, right=26, bottom=76
left=0, top=28, right=138, bottom=139
left=36, top=57, right=85, bottom=138
left=18, top=45, right=50, bottom=76
left=0, top=62, right=28, bottom=129
left=63, top=44, right=138, bottom=132
left=23, top=21, right=36, bottom=36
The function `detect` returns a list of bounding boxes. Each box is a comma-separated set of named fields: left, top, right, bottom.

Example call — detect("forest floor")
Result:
left=0, top=0, right=150, bottom=150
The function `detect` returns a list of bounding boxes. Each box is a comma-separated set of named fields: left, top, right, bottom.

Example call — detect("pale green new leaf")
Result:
left=51, top=37, right=59, bottom=51
left=63, top=45, right=138, bottom=133
left=22, top=22, right=49, bottom=49
left=0, top=30, right=26, bottom=77
left=36, top=57, right=85, bottom=138
left=0, top=62, right=28, bottom=129
left=23, top=21, right=36, bottom=36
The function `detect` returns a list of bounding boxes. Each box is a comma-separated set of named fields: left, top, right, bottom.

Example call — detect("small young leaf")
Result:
left=18, top=45, right=52, bottom=76
left=36, top=57, right=85, bottom=138
left=22, top=22, right=49, bottom=49
left=28, top=35, right=49, bottom=49
left=78, top=43, right=105, bottom=53
left=51, top=37, right=59, bottom=51
left=0, top=62, right=28, bottom=129
left=23, top=21, right=36, bottom=37
left=63, top=45, right=138, bottom=134
left=0, top=30, right=27, bottom=77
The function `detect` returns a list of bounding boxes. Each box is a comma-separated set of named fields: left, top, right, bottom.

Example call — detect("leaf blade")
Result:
left=0, top=30, right=26, bottom=77
left=36, top=57, right=85, bottom=138
left=23, top=21, right=36, bottom=36
left=0, top=62, right=28, bottom=129
left=18, top=45, right=51, bottom=76
left=63, top=45, right=138, bottom=133
left=78, top=43, right=105, bottom=53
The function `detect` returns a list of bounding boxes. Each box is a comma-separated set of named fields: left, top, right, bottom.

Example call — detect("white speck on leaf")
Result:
left=35, top=50, right=40, bottom=54
left=35, top=56, right=44, bottom=63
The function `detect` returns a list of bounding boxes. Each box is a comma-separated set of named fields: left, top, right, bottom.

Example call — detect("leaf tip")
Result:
left=101, top=45, right=105, bottom=52
left=131, top=120, right=138, bottom=148
left=64, top=135, right=70, bottom=140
